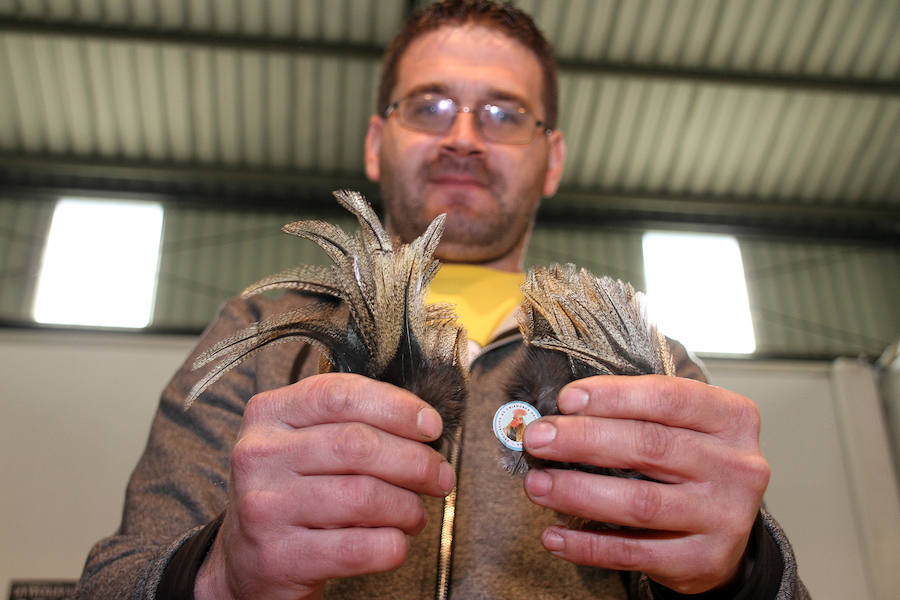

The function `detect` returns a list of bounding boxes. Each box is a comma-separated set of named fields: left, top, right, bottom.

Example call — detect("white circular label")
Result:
left=493, top=401, right=542, bottom=451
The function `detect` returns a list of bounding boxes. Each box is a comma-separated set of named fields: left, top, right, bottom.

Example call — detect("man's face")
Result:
left=365, top=25, right=566, bottom=270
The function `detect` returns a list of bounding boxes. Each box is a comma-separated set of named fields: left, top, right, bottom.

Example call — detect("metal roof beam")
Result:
left=1, top=16, right=897, bottom=95
left=1, top=154, right=896, bottom=244
left=556, top=59, right=900, bottom=95
left=0, top=16, right=383, bottom=58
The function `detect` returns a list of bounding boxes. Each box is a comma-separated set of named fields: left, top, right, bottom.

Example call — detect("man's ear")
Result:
left=364, top=115, right=384, bottom=182
left=542, top=130, right=566, bottom=197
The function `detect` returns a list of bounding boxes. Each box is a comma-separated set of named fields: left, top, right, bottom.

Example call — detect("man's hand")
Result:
left=194, top=373, right=455, bottom=600
left=522, top=375, right=770, bottom=595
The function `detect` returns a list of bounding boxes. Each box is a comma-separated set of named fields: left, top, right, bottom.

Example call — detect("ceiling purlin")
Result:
left=0, top=153, right=896, bottom=244
left=1, top=15, right=897, bottom=95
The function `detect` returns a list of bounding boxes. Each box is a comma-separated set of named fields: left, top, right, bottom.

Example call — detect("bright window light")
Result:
left=33, top=198, right=164, bottom=328
left=642, top=231, right=755, bottom=354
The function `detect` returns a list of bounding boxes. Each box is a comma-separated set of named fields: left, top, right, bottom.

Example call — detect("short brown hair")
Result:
left=377, top=0, right=559, bottom=129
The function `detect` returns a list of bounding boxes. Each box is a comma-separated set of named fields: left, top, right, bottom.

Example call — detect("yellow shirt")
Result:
left=425, top=264, right=525, bottom=347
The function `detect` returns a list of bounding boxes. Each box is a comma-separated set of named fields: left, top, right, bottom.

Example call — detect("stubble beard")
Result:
left=381, top=155, right=539, bottom=264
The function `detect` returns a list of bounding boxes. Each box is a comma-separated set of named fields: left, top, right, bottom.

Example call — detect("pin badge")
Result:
left=493, top=401, right=542, bottom=451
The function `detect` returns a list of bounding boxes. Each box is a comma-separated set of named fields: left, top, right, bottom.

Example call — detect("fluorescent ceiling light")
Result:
left=642, top=231, right=756, bottom=354
left=33, top=198, right=164, bottom=328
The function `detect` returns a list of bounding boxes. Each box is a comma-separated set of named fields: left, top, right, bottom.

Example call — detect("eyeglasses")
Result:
left=384, top=93, right=552, bottom=145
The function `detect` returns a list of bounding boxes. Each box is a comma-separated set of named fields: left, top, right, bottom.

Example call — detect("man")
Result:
left=77, top=1, right=807, bottom=598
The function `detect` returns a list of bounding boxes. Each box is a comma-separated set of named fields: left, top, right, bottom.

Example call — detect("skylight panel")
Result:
left=33, top=198, right=164, bottom=328
left=642, top=231, right=756, bottom=354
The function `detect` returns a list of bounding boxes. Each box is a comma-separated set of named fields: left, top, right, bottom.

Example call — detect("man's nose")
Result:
left=440, top=111, right=486, bottom=155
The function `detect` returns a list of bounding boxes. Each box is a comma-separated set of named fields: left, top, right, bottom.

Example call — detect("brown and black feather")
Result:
left=186, top=190, right=468, bottom=444
left=503, top=264, right=677, bottom=528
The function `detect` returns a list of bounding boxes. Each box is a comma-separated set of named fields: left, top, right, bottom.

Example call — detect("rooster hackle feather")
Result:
left=503, top=263, right=676, bottom=478
left=186, top=190, right=468, bottom=444
left=502, top=263, right=677, bottom=529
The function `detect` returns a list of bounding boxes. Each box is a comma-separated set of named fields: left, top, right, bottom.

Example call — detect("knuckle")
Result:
left=412, top=452, right=440, bottom=488
left=243, top=390, right=275, bottom=423
left=715, top=494, right=755, bottom=534
left=230, top=434, right=272, bottom=477
left=235, top=489, right=274, bottom=530
left=376, top=530, right=409, bottom=569
left=737, top=398, right=762, bottom=435
left=312, top=375, right=356, bottom=420
left=610, top=538, right=643, bottom=571
left=723, top=449, right=770, bottom=493
left=333, top=532, right=370, bottom=571
left=633, top=421, right=674, bottom=465
left=628, top=483, right=664, bottom=525
left=591, top=535, right=643, bottom=571
left=650, top=377, right=690, bottom=421
left=332, top=423, right=380, bottom=466
left=335, top=476, right=380, bottom=516
left=405, top=497, right=426, bottom=530
left=743, top=454, right=771, bottom=492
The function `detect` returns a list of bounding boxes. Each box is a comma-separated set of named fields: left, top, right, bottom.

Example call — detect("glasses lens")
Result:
left=399, top=95, right=454, bottom=134
left=393, top=95, right=540, bottom=144
left=480, top=103, right=535, bottom=144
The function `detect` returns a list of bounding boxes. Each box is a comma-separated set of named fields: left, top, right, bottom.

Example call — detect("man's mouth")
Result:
left=426, top=157, right=492, bottom=188
left=428, top=174, right=487, bottom=187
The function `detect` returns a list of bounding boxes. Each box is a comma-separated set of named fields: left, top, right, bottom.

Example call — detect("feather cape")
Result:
left=186, top=190, right=468, bottom=441
left=503, top=263, right=675, bottom=477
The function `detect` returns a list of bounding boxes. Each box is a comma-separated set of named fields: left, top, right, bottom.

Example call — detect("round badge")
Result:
left=493, top=401, right=542, bottom=451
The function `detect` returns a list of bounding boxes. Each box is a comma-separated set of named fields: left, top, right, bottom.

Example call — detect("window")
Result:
left=642, top=231, right=755, bottom=354
left=33, top=198, right=164, bottom=328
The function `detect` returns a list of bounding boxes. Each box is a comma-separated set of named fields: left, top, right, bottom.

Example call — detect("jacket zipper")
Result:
left=433, top=334, right=523, bottom=600
left=434, top=424, right=462, bottom=600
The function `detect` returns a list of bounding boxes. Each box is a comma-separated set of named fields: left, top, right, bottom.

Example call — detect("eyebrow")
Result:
left=401, top=83, right=450, bottom=99
left=400, top=83, right=533, bottom=110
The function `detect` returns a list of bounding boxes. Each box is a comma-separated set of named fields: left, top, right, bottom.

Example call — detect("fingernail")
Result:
left=558, top=387, right=588, bottom=413
left=525, top=470, right=552, bottom=497
left=542, top=527, right=565, bottom=552
left=417, top=407, right=442, bottom=439
left=439, top=461, right=455, bottom=493
left=524, top=421, right=556, bottom=449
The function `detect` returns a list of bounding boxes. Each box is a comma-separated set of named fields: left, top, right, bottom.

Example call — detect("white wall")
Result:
left=0, top=329, right=195, bottom=596
left=707, top=358, right=899, bottom=600
left=1, top=330, right=898, bottom=598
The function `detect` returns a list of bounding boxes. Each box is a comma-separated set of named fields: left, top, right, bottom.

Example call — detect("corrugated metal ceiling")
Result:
left=0, top=0, right=898, bottom=240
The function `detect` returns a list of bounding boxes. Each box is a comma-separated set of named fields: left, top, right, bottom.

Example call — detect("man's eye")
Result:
left=487, top=105, right=525, bottom=126
left=410, top=100, right=443, bottom=117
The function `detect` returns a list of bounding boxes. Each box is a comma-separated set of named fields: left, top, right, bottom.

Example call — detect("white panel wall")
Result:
left=0, top=329, right=195, bottom=596
left=707, top=360, right=869, bottom=598
left=2, top=331, right=898, bottom=598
